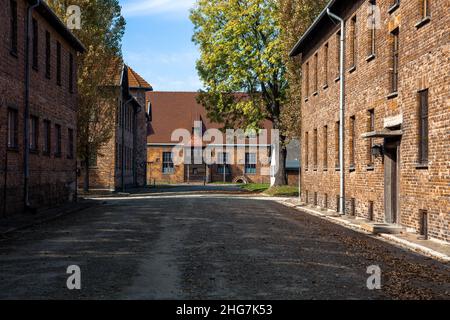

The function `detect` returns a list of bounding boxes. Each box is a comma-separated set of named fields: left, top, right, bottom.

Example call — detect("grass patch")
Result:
left=264, top=185, right=299, bottom=197
left=240, top=183, right=270, bottom=192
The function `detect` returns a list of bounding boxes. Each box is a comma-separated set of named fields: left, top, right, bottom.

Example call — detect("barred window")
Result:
left=313, top=128, right=318, bottom=169
left=350, top=16, right=357, bottom=69
left=420, top=0, right=430, bottom=18
left=45, top=31, right=51, bottom=79
left=390, top=29, right=399, bottom=93
left=350, top=116, right=356, bottom=169
left=324, top=43, right=329, bottom=86
left=418, top=89, right=429, bottom=164
left=29, top=116, right=39, bottom=151
left=43, top=120, right=51, bottom=155
left=68, top=128, right=74, bottom=159
left=56, top=41, right=62, bottom=86
left=313, top=53, right=318, bottom=93
left=32, top=19, right=38, bottom=70
left=367, top=1, right=376, bottom=57
left=10, top=0, right=18, bottom=55
left=55, top=124, right=62, bottom=157
left=323, top=125, right=328, bottom=169
left=367, top=109, right=375, bottom=166
left=7, top=108, right=18, bottom=149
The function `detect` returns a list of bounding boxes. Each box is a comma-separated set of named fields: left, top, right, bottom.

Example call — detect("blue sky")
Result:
left=119, top=0, right=201, bottom=91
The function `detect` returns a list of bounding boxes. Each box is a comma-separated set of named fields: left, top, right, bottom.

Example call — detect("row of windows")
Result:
left=7, top=108, right=74, bottom=159
left=304, top=90, right=429, bottom=170
left=304, top=0, right=431, bottom=100
left=118, top=104, right=135, bottom=132
left=9, top=0, right=75, bottom=92
left=161, top=152, right=259, bottom=175
left=115, top=143, right=134, bottom=171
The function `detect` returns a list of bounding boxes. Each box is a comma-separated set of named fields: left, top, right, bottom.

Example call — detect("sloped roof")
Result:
left=33, top=0, right=85, bottom=53
left=146, top=92, right=273, bottom=145
left=128, top=67, right=153, bottom=91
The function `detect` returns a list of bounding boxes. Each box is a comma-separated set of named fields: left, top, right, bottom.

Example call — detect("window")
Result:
left=43, top=120, right=51, bottom=155
left=324, top=43, right=329, bottom=86
left=335, top=121, right=340, bottom=169
left=56, top=41, right=61, bottom=86
left=367, top=109, right=375, bottom=166
left=88, top=152, right=97, bottom=167
left=389, top=0, right=400, bottom=13
left=29, top=116, right=39, bottom=151
left=7, top=108, right=18, bottom=149
left=350, top=116, right=356, bottom=169
left=350, top=198, right=356, bottom=216
left=418, top=89, right=429, bottom=165
left=313, top=53, right=318, bottom=93
left=305, top=131, right=309, bottom=170
left=32, top=19, right=38, bottom=70
left=367, top=1, right=376, bottom=57
left=313, top=128, right=318, bottom=169
left=162, top=152, right=174, bottom=174
left=368, top=201, right=374, bottom=221
left=420, top=0, right=430, bottom=19
left=335, top=31, right=341, bottom=79
left=350, top=16, right=357, bottom=69
left=68, top=128, right=74, bottom=159
left=217, top=156, right=231, bottom=174
left=323, top=125, right=328, bottom=169
left=245, top=153, right=257, bottom=174
left=69, top=53, right=74, bottom=93
left=10, top=0, right=18, bottom=55
left=390, top=29, right=399, bottom=94
left=55, top=124, right=62, bottom=157
left=419, top=210, right=428, bottom=239
left=305, top=62, right=310, bottom=98
left=45, top=31, right=51, bottom=78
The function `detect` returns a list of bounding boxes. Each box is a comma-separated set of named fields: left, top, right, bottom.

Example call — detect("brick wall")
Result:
left=0, top=0, right=80, bottom=215
left=298, top=0, right=449, bottom=241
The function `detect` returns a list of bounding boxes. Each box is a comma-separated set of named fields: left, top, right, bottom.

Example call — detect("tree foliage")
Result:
left=279, top=0, right=328, bottom=139
left=191, top=0, right=289, bottom=185
left=47, top=0, right=125, bottom=190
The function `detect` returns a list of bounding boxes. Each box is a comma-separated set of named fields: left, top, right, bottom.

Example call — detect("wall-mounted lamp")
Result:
left=371, top=144, right=384, bottom=157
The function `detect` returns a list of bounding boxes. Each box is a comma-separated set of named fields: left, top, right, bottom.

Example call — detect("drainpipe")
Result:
left=327, top=8, right=346, bottom=215
left=24, top=0, right=41, bottom=209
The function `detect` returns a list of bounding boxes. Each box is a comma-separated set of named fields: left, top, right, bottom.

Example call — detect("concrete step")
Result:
left=361, top=222, right=406, bottom=235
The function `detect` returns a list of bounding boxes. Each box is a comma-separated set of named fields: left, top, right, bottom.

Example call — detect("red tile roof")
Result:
left=147, top=92, right=273, bottom=145
left=128, top=67, right=153, bottom=90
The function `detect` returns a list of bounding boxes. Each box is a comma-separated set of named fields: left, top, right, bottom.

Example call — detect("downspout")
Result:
left=327, top=8, right=346, bottom=215
left=24, top=0, right=41, bottom=209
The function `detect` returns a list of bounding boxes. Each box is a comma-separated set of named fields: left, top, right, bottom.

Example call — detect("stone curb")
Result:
left=275, top=199, right=450, bottom=263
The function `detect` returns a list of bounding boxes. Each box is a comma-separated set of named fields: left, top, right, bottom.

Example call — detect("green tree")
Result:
left=191, top=0, right=289, bottom=186
left=47, top=0, right=125, bottom=191
left=279, top=0, right=327, bottom=139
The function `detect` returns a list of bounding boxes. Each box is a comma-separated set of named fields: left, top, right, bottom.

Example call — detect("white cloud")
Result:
left=122, top=0, right=196, bottom=17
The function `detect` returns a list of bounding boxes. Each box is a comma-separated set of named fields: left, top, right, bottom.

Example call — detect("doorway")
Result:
left=384, top=139, right=400, bottom=224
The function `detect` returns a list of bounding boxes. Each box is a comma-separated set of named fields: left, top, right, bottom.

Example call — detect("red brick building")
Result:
left=79, top=64, right=152, bottom=191
left=290, top=0, right=449, bottom=241
left=0, top=0, right=85, bottom=215
left=147, top=92, right=273, bottom=184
